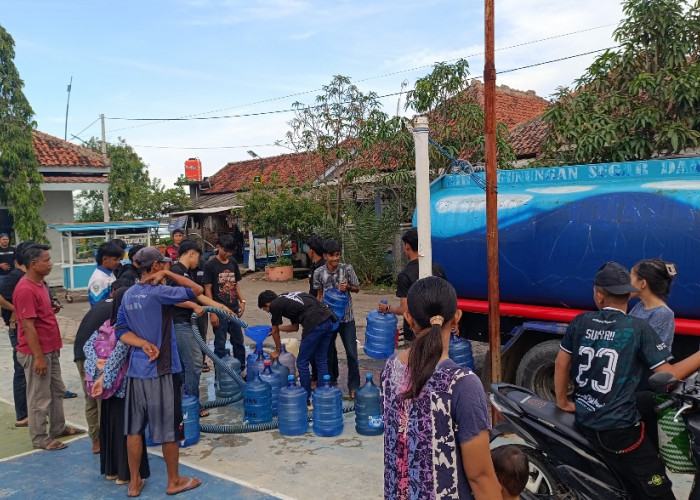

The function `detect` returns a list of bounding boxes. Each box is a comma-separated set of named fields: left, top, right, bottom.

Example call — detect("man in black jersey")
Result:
left=555, top=261, right=700, bottom=499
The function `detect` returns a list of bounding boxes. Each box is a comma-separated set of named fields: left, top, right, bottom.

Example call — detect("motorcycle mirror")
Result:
left=648, top=371, right=677, bottom=392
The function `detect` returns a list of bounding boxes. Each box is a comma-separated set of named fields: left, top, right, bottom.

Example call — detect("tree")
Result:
left=0, top=25, right=46, bottom=241
left=75, top=139, right=192, bottom=221
left=280, top=75, right=383, bottom=225
left=540, top=0, right=700, bottom=164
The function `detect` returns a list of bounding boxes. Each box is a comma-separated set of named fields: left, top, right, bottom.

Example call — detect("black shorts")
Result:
left=124, top=373, right=184, bottom=444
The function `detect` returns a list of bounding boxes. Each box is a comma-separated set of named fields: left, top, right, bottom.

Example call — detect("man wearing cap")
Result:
left=555, top=261, right=700, bottom=499
left=0, top=232, right=16, bottom=285
left=115, top=246, right=202, bottom=497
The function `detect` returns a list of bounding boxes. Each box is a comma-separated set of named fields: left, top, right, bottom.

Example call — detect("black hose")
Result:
left=190, top=308, right=356, bottom=434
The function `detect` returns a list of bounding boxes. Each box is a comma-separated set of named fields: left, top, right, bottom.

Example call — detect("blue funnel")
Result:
left=246, top=325, right=272, bottom=351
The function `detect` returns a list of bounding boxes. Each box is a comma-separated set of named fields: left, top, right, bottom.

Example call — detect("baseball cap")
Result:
left=133, top=247, right=171, bottom=268
left=593, top=261, right=639, bottom=294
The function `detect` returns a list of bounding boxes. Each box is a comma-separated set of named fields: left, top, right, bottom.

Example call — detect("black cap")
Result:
left=134, top=247, right=171, bottom=268
left=594, top=261, right=639, bottom=294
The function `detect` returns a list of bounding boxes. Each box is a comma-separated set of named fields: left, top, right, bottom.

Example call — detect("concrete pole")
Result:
left=485, top=0, right=501, bottom=422
left=413, top=116, right=432, bottom=279
left=100, top=114, right=110, bottom=222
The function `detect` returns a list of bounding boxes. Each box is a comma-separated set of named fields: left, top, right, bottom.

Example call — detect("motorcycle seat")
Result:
left=504, top=388, right=592, bottom=448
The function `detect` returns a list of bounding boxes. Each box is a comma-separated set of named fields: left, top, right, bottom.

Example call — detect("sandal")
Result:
left=52, top=426, right=86, bottom=438
left=199, top=409, right=210, bottom=418
left=39, top=440, right=68, bottom=451
left=64, top=390, right=78, bottom=399
left=15, top=418, right=28, bottom=427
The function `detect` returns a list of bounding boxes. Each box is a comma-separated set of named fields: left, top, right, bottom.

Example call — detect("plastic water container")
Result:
left=278, top=344, right=297, bottom=378
left=354, top=373, right=383, bottom=436
left=312, top=375, right=344, bottom=437
left=259, top=360, right=282, bottom=417
left=271, top=358, right=290, bottom=384
left=243, top=372, right=272, bottom=424
left=246, top=348, right=270, bottom=367
left=323, top=288, right=349, bottom=330
left=448, top=333, right=475, bottom=371
left=364, top=300, right=397, bottom=359
left=180, top=394, right=200, bottom=447
left=278, top=375, right=309, bottom=436
left=215, top=355, right=243, bottom=400
left=247, top=350, right=267, bottom=382
left=145, top=424, right=160, bottom=446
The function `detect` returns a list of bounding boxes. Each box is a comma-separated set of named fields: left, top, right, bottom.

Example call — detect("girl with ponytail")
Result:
left=381, top=276, right=501, bottom=500
left=629, top=259, right=677, bottom=350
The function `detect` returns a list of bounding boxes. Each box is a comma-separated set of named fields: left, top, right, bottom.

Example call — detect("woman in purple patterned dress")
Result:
left=381, top=276, right=501, bottom=500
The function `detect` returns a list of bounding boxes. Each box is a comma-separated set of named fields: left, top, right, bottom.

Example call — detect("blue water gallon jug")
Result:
left=215, top=355, right=243, bottom=400
left=323, top=288, right=349, bottom=330
left=180, top=394, right=200, bottom=447
left=278, top=344, right=297, bottom=378
left=312, top=375, right=344, bottom=437
left=259, top=360, right=282, bottom=417
left=354, top=373, right=383, bottom=436
left=247, top=350, right=267, bottom=382
left=145, top=424, right=160, bottom=446
left=448, top=333, right=475, bottom=371
left=364, top=300, right=397, bottom=359
left=243, top=372, right=272, bottom=424
left=278, top=375, right=309, bottom=436
left=271, top=358, right=290, bottom=384
left=246, top=348, right=270, bottom=368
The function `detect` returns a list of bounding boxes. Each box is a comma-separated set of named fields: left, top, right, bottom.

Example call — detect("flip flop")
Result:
left=52, top=426, right=86, bottom=438
left=166, top=477, right=201, bottom=496
left=41, top=440, right=68, bottom=451
left=127, top=478, right=146, bottom=498
left=199, top=409, right=210, bottom=418
left=15, top=418, right=28, bottom=427
left=64, top=390, right=78, bottom=399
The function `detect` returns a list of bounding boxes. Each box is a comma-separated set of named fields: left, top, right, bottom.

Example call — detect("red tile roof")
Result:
left=33, top=130, right=110, bottom=168
left=206, top=151, right=324, bottom=194
left=40, top=175, right=108, bottom=184
left=509, top=116, right=549, bottom=158
left=467, top=81, right=549, bottom=131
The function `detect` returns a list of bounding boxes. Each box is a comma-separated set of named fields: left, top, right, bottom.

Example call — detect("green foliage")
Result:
left=75, top=139, right=192, bottom=221
left=268, top=256, right=292, bottom=267
left=341, top=201, right=399, bottom=286
left=0, top=24, right=46, bottom=241
left=541, top=0, right=700, bottom=164
left=240, top=186, right=325, bottom=248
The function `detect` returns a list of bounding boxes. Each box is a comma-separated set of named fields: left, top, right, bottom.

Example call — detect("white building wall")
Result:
left=41, top=191, right=74, bottom=287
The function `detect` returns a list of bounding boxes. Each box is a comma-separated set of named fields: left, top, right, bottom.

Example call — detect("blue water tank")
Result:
left=244, top=372, right=272, bottom=424
left=448, top=333, right=475, bottom=371
left=180, top=394, right=200, bottom=447
left=354, top=373, right=383, bottom=436
left=323, top=288, right=349, bottom=330
left=364, top=301, right=397, bottom=359
left=145, top=424, right=159, bottom=447
left=259, top=361, right=282, bottom=417
left=312, top=375, right=344, bottom=437
left=271, top=358, right=290, bottom=384
left=278, top=375, right=309, bottom=436
left=215, top=355, right=243, bottom=400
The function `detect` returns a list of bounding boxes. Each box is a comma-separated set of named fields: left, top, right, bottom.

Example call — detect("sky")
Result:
left=2, top=0, right=625, bottom=189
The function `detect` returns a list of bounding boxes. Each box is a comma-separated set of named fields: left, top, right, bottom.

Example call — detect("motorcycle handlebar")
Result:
left=654, top=398, right=677, bottom=413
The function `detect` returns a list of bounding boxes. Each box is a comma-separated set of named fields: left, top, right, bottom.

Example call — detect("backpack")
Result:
left=85, top=319, right=128, bottom=400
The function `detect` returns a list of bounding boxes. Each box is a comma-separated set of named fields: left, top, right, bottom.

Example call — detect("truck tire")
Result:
left=515, top=339, right=566, bottom=402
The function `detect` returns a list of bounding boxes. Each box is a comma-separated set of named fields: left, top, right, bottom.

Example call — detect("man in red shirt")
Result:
left=15, top=244, right=84, bottom=451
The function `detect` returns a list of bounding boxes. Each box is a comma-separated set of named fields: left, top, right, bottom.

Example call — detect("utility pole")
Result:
left=484, top=0, right=501, bottom=423
left=64, top=76, right=72, bottom=141
left=413, top=116, right=432, bottom=279
left=100, top=113, right=110, bottom=222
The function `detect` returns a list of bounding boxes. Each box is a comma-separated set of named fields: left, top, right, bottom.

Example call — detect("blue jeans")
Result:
left=297, top=319, right=333, bottom=399
left=327, top=320, right=361, bottom=392
left=174, top=322, right=203, bottom=398
left=213, top=315, right=245, bottom=370
left=9, top=329, right=28, bottom=421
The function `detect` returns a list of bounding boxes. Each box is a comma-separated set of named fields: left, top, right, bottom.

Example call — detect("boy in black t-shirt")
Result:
left=203, top=234, right=247, bottom=370
left=258, top=290, right=334, bottom=399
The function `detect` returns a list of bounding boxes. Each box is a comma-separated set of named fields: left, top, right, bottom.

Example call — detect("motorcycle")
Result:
left=490, top=371, right=700, bottom=499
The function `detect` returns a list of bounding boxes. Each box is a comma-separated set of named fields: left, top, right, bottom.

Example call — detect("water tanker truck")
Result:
left=427, top=156, right=700, bottom=400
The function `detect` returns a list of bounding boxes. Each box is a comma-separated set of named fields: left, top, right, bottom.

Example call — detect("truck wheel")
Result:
left=516, top=339, right=572, bottom=401
left=517, top=445, right=565, bottom=495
